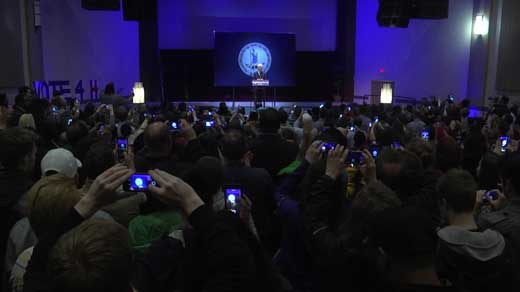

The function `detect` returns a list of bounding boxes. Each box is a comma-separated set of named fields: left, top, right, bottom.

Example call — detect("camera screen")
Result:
left=67, top=118, right=73, bottom=126
left=321, top=142, right=337, bottom=153
left=170, top=121, right=179, bottom=130
left=225, top=188, right=241, bottom=213
left=500, top=136, right=509, bottom=152
left=117, top=139, right=128, bottom=150
left=205, top=120, right=215, bottom=128
left=126, top=174, right=157, bottom=191
left=346, top=151, right=364, bottom=166
left=370, top=145, right=380, bottom=158
left=421, top=131, right=429, bottom=141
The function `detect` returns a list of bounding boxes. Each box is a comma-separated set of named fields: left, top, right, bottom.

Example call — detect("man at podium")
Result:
left=252, top=63, right=266, bottom=80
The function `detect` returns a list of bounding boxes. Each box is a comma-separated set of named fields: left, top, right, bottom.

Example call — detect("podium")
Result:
left=252, top=79, right=269, bottom=107
left=252, top=80, right=270, bottom=87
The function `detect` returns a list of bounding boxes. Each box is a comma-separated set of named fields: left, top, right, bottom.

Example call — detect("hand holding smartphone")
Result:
left=123, top=173, right=158, bottom=192
left=224, top=185, right=242, bottom=214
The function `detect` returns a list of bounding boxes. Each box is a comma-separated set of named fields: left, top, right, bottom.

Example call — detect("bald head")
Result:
left=144, top=122, right=172, bottom=154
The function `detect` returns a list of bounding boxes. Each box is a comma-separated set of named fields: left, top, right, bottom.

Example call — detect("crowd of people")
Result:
left=0, top=87, right=519, bottom=292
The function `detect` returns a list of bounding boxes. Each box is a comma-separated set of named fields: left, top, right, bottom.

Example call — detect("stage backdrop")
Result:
left=214, top=32, right=296, bottom=87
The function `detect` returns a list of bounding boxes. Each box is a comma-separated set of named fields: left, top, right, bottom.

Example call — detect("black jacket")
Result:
left=250, top=133, right=298, bottom=180
left=223, top=162, right=278, bottom=254
left=134, top=207, right=282, bottom=292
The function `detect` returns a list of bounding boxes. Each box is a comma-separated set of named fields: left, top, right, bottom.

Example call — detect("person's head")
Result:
left=377, top=149, right=424, bottom=200
left=257, top=63, right=263, bottom=72
left=104, top=82, right=116, bottom=95
left=27, top=175, right=83, bottom=238
left=49, top=219, right=132, bottom=292
left=83, top=143, right=116, bottom=180
left=41, top=148, right=82, bottom=179
left=66, top=120, right=89, bottom=146
left=406, top=138, right=434, bottom=169
left=51, top=95, right=67, bottom=109
left=14, top=94, right=26, bottom=108
left=477, top=151, right=503, bottom=190
left=220, top=130, right=249, bottom=163
left=18, top=113, right=36, bottom=130
left=500, top=153, right=520, bottom=198
left=183, top=156, right=223, bottom=207
left=115, top=106, right=128, bottom=122
left=435, top=136, right=461, bottom=173
left=278, top=108, right=289, bottom=125
left=258, top=107, right=281, bottom=133
left=353, top=131, right=366, bottom=148
left=0, top=127, right=36, bottom=173
left=143, top=122, right=172, bottom=155
left=350, top=181, right=401, bottom=228
left=369, top=206, right=437, bottom=282
left=437, top=169, right=478, bottom=221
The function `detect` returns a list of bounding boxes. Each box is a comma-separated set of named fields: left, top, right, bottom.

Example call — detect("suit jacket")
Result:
left=252, top=70, right=266, bottom=80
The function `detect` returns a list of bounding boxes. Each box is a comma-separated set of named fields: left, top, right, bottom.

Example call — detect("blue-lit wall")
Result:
left=40, top=0, right=139, bottom=97
left=157, top=0, right=336, bottom=51
left=355, top=0, right=474, bottom=100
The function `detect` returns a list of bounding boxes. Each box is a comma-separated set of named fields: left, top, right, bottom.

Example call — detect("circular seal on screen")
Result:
left=238, top=42, right=272, bottom=76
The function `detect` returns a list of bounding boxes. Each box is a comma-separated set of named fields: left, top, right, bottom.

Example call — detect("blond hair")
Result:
left=27, top=174, right=83, bottom=238
left=49, top=219, right=131, bottom=292
left=18, top=114, right=36, bottom=130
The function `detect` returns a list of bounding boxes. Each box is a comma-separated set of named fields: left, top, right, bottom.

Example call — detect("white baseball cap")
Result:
left=41, top=148, right=82, bottom=178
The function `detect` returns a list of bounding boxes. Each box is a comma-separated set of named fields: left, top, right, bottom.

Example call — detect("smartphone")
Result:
left=170, top=121, right=180, bottom=131
left=224, top=186, right=242, bottom=214
left=486, top=191, right=499, bottom=201
left=205, top=120, right=215, bottom=128
left=347, top=106, right=352, bottom=112
left=98, top=124, right=105, bottom=134
left=374, top=116, right=379, bottom=123
left=123, top=174, right=158, bottom=192
left=321, top=142, right=337, bottom=153
left=52, top=106, right=58, bottom=112
left=349, top=126, right=355, bottom=132
left=117, top=139, right=128, bottom=161
left=319, top=104, right=324, bottom=109
left=500, top=136, right=509, bottom=153
left=448, top=95, right=455, bottom=103
left=67, top=118, right=73, bottom=126
left=369, top=145, right=381, bottom=158
left=346, top=151, right=365, bottom=166
left=392, top=141, right=401, bottom=150
left=421, top=130, right=430, bottom=141
left=369, top=122, right=372, bottom=128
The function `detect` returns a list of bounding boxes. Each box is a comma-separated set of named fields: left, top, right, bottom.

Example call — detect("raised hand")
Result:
left=360, top=149, right=377, bottom=183
left=148, top=169, right=204, bottom=216
left=76, top=164, right=133, bottom=218
left=305, top=140, right=323, bottom=165
left=325, top=145, right=348, bottom=180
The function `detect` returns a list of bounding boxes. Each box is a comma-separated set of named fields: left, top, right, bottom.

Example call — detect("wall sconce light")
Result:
left=132, top=82, right=145, bottom=104
left=380, top=83, right=393, bottom=104
left=473, top=14, right=489, bottom=36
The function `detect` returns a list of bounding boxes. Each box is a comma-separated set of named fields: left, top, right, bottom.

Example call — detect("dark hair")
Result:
left=49, top=219, right=132, bottom=292
left=478, top=152, right=503, bottom=190
left=436, top=136, right=461, bottom=172
left=406, top=138, right=434, bottom=169
left=437, top=169, right=477, bottom=213
left=66, top=120, right=89, bottom=146
left=278, top=108, right=289, bottom=124
left=259, top=108, right=280, bottom=133
left=104, top=82, right=115, bottom=95
left=220, top=130, right=248, bottom=161
left=353, top=131, right=366, bottom=148
left=501, top=153, right=520, bottom=196
left=143, top=123, right=171, bottom=152
left=183, top=157, right=223, bottom=205
left=0, top=127, right=36, bottom=170
left=377, top=149, right=424, bottom=200
left=84, top=143, right=116, bottom=179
